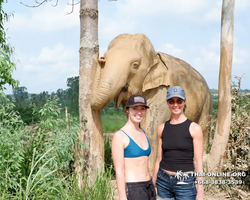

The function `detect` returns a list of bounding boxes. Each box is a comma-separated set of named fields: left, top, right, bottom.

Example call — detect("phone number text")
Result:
left=195, top=180, right=243, bottom=185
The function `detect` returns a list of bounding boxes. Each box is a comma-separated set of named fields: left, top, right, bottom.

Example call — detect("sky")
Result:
left=3, top=0, right=250, bottom=95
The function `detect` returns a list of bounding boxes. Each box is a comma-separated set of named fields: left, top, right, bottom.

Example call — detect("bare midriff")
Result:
left=162, top=168, right=193, bottom=175
left=124, top=156, right=151, bottom=182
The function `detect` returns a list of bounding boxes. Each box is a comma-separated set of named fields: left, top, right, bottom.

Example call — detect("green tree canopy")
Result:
left=66, top=76, right=79, bottom=115
left=0, top=0, right=19, bottom=91
left=12, top=86, right=29, bottom=106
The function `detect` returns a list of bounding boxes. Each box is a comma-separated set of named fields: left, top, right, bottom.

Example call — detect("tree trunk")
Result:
left=76, top=0, right=104, bottom=188
left=207, top=0, right=235, bottom=171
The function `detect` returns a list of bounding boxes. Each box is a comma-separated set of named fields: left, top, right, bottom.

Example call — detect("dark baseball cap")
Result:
left=125, top=94, right=149, bottom=108
left=166, top=86, right=186, bottom=100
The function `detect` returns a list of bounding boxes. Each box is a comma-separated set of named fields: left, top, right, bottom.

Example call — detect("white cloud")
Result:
left=235, top=0, right=250, bottom=11
left=115, top=0, right=221, bottom=24
left=191, top=47, right=219, bottom=73
left=200, top=48, right=220, bottom=65
left=208, top=33, right=220, bottom=50
left=7, top=3, right=79, bottom=33
left=98, top=0, right=223, bottom=43
left=100, top=17, right=137, bottom=40
left=158, top=43, right=183, bottom=57
left=33, top=43, right=75, bottom=63
left=9, top=43, right=78, bottom=93
left=204, top=7, right=221, bottom=23
left=117, top=0, right=208, bottom=16
left=233, top=48, right=249, bottom=65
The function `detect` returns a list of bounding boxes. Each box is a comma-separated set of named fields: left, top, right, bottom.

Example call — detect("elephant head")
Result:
left=91, top=33, right=170, bottom=110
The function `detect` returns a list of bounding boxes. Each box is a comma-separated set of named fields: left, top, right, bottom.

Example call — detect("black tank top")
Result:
left=159, top=119, right=194, bottom=172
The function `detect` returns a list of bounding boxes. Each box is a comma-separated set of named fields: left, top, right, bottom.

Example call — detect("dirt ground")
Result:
left=204, top=190, right=232, bottom=200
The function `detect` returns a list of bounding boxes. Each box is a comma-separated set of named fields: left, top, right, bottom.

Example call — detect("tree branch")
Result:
left=20, top=0, right=80, bottom=14
left=20, top=0, right=49, bottom=8
left=67, top=0, right=80, bottom=15
left=51, top=0, right=58, bottom=7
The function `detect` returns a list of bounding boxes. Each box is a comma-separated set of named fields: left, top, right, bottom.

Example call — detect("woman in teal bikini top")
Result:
left=112, top=94, right=156, bottom=200
left=119, top=129, right=151, bottom=158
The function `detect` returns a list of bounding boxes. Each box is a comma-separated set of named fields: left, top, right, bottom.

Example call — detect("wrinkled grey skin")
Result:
left=90, top=33, right=212, bottom=172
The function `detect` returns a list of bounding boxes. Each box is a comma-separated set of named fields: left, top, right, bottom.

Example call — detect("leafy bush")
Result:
left=0, top=95, right=115, bottom=199
left=101, top=108, right=127, bottom=133
left=212, top=99, right=218, bottom=117
left=222, top=83, right=250, bottom=193
left=104, top=138, right=115, bottom=178
left=209, top=80, right=250, bottom=198
left=0, top=94, right=25, bottom=192
left=0, top=96, right=77, bottom=196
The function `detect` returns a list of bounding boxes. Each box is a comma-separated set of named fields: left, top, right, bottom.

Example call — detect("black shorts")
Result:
left=126, top=179, right=156, bottom=200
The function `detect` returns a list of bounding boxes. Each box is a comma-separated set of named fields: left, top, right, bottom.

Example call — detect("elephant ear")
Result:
left=142, top=53, right=170, bottom=92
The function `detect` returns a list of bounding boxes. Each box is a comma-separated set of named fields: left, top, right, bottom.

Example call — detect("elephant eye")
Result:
left=132, top=62, right=139, bottom=71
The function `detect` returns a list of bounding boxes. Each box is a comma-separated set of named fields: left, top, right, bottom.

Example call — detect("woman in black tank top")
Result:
left=152, top=86, right=204, bottom=200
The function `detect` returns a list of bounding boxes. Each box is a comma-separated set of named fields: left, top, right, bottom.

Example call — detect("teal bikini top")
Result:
left=119, top=129, right=151, bottom=158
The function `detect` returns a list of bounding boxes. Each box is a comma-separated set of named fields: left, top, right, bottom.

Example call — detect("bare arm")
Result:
left=112, top=131, right=127, bottom=200
left=190, top=122, right=204, bottom=200
left=152, top=123, right=164, bottom=186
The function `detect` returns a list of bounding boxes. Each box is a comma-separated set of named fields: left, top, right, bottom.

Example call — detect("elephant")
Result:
left=90, top=33, right=212, bottom=172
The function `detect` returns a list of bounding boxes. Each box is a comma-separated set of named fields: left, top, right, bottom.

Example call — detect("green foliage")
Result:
left=209, top=88, right=218, bottom=94
left=0, top=94, right=115, bottom=199
left=30, top=91, right=50, bottom=108
left=52, top=88, right=68, bottom=109
left=241, top=89, right=250, bottom=93
left=4, top=75, right=81, bottom=125
left=66, top=76, right=79, bottom=116
left=209, top=80, right=250, bottom=195
left=0, top=96, right=79, bottom=195
left=0, top=94, right=25, bottom=193
left=101, top=108, right=127, bottom=133
left=81, top=165, right=114, bottom=200
left=212, top=99, right=218, bottom=116
left=12, top=86, right=29, bottom=106
left=15, top=105, right=34, bottom=125
left=53, top=165, right=114, bottom=200
left=0, top=93, right=23, bottom=130
left=0, top=0, right=19, bottom=91
left=104, top=138, right=115, bottom=178
left=11, top=86, right=34, bottom=124
left=227, top=82, right=250, bottom=173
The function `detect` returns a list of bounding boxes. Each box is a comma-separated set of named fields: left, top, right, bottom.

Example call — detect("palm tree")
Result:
left=182, top=173, right=189, bottom=180
left=174, top=170, right=183, bottom=180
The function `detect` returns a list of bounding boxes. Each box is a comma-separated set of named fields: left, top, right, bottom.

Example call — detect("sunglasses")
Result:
left=168, top=98, right=184, bottom=105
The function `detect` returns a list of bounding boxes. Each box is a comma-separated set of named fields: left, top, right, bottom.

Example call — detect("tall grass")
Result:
left=0, top=96, right=115, bottom=200
left=104, top=138, right=116, bottom=179
left=101, top=108, right=127, bottom=133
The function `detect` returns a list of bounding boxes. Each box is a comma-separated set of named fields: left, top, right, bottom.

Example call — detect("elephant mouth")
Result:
left=114, top=85, right=129, bottom=109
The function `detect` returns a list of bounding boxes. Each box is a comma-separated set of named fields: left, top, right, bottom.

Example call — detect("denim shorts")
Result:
left=156, top=168, right=197, bottom=200
left=126, top=179, right=156, bottom=200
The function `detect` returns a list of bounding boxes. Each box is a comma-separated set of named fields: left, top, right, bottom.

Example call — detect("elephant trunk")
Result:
left=91, top=56, right=107, bottom=110
left=91, top=56, right=128, bottom=110
left=91, top=79, right=115, bottom=110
